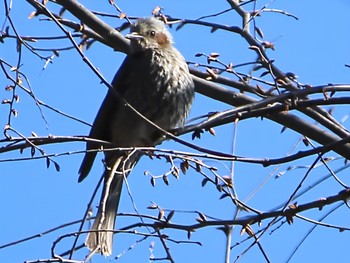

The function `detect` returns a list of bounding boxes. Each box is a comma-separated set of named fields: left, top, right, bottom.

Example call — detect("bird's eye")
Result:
left=148, top=30, right=156, bottom=37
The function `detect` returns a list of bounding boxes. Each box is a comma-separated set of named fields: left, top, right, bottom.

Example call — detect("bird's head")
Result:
left=126, top=17, right=173, bottom=53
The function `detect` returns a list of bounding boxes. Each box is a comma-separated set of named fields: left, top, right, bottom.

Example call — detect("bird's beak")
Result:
left=125, top=32, right=144, bottom=41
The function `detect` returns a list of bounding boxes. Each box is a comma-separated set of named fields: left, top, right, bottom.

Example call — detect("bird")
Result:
left=78, top=17, right=195, bottom=256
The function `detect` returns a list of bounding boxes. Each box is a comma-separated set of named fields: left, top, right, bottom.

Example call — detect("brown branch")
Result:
left=169, top=15, right=344, bottom=136
left=54, top=0, right=129, bottom=53
left=114, top=188, right=350, bottom=233
left=185, top=77, right=350, bottom=159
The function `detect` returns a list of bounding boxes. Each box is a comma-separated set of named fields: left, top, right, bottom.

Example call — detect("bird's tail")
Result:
left=85, top=152, right=140, bottom=256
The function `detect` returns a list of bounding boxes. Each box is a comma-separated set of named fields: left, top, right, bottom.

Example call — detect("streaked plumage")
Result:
left=78, top=17, right=195, bottom=256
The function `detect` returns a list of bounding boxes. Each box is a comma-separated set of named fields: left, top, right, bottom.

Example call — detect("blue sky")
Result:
left=1, top=1, right=350, bottom=262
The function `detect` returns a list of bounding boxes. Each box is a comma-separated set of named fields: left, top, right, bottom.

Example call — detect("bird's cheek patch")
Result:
left=155, top=32, right=169, bottom=45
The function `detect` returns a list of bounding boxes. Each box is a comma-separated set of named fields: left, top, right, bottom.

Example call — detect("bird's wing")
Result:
left=78, top=56, right=131, bottom=182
